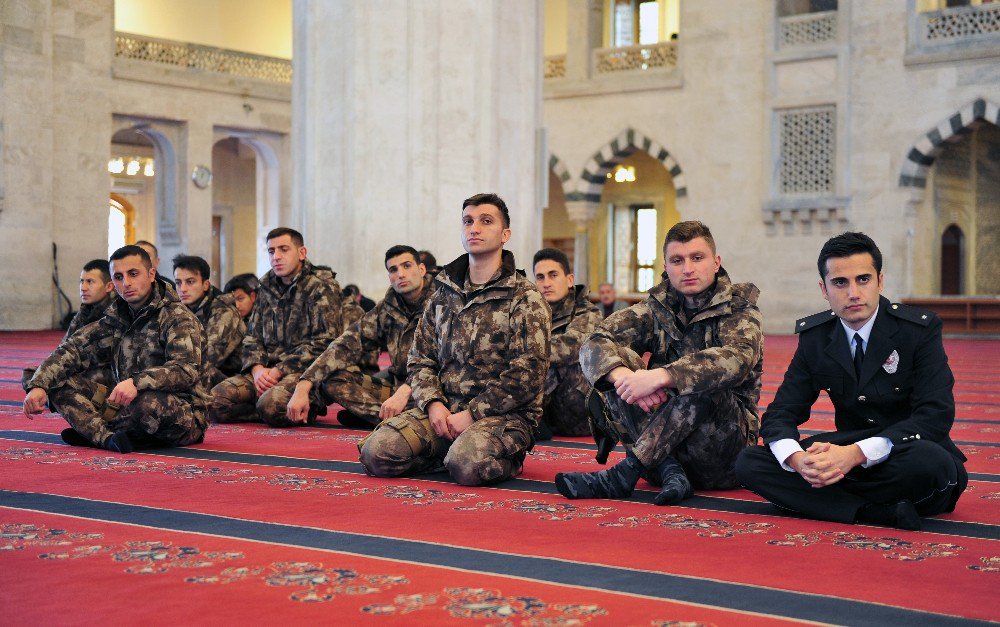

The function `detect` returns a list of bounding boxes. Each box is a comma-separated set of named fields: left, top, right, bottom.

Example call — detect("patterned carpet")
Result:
left=0, top=331, right=997, bottom=625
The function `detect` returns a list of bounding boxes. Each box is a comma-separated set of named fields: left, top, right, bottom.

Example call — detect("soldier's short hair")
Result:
left=664, top=221, right=716, bottom=255
left=818, top=232, right=883, bottom=279
left=224, top=273, right=259, bottom=295
left=418, top=250, right=438, bottom=270
left=462, top=193, right=510, bottom=228
left=265, top=227, right=304, bottom=247
left=109, top=245, right=152, bottom=269
left=134, top=240, right=158, bottom=257
left=532, top=248, right=571, bottom=275
left=172, top=254, right=211, bottom=282
left=384, top=245, right=420, bottom=267
left=343, top=284, right=359, bottom=298
left=82, top=259, right=111, bottom=283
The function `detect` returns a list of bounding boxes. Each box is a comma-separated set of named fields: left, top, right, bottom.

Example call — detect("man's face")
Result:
left=137, top=243, right=159, bottom=271
left=231, top=288, right=256, bottom=319
left=386, top=253, right=426, bottom=298
left=79, top=269, right=112, bottom=305
left=820, top=252, right=884, bottom=330
left=664, top=237, right=721, bottom=300
left=534, top=259, right=573, bottom=304
left=462, top=204, right=510, bottom=256
left=267, top=234, right=306, bottom=279
left=110, top=254, right=156, bottom=305
left=173, top=267, right=210, bottom=306
left=598, top=284, right=616, bottom=305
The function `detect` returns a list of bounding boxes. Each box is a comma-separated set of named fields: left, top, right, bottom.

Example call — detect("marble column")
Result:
left=565, top=199, right=599, bottom=288
left=292, top=0, right=543, bottom=295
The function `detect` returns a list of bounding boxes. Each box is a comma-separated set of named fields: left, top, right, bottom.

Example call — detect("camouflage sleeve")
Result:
left=273, top=280, right=344, bottom=375
left=204, top=303, right=246, bottom=373
left=579, top=303, right=656, bottom=388
left=62, top=311, right=84, bottom=342
left=664, top=298, right=764, bottom=396
left=342, top=299, right=364, bottom=330
left=301, top=304, right=383, bottom=385
left=25, top=323, right=104, bottom=392
left=241, top=306, right=267, bottom=371
left=134, top=310, right=203, bottom=392
left=465, top=289, right=551, bottom=423
left=406, top=296, right=448, bottom=411
left=550, top=306, right=603, bottom=368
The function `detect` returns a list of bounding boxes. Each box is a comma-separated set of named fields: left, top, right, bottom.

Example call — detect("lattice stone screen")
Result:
left=544, top=55, right=567, bottom=79
left=924, top=3, right=1000, bottom=41
left=777, top=11, right=837, bottom=49
left=777, top=107, right=835, bottom=196
left=115, top=33, right=292, bottom=84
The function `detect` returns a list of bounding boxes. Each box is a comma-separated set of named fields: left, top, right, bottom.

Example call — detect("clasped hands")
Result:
left=786, top=442, right=866, bottom=488
left=609, top=366, right=671, bottom=412
left=427, top=401, right=472, bottom=440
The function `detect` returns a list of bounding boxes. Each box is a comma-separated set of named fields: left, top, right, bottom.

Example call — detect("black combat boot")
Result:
left=555, top=450, right=644, bottom=499
left=60, top=428, right=96, bottom=448
left=104, top=430, right=134, bottom=454
left=653, top=456, right=693, bottom=506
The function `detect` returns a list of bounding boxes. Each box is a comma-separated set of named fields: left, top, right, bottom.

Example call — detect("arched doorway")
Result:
left=940, top=224, right=964, bottom=296
left=108, top=193, right=137, bottom=258
left=212, top=137, right=258, bottom=285
left=109, top=127, right=157, bottom=252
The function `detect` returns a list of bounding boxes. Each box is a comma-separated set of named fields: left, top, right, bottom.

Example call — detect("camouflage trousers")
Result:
left=209, top=372, right=305, bottom=427
left=542, top=363, right=592, bottom=437
left=48, top=371, right=206, bottom=449
left=358, top=410, right=532, bottom=486
left=320, top=368, right=405, bottom=428
left=594, top=389, right=758, bottom=490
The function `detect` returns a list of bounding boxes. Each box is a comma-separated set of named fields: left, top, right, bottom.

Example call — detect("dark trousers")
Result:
left=735, top=434, right=967, bottom=524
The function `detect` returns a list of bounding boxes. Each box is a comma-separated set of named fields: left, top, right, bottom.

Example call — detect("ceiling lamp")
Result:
left=613, top=165, right=636, bottom=183
left=108, top=157, right=124, bottom=174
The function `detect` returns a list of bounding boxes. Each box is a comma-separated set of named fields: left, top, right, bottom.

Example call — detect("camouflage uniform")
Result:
left=188, top=287, right=246, bottom=387
left=301, top=275, right=436, bottom=426
left=543, top=285, right=603, bottom=436
left=580, top=269, right=762, bottom=489
left=359, top=251, right=551, bottom=486
left=63, top=292, right=116, bottom=340
left=210, top=261, right=344, bottom=427
left=24, top=281, right=209, bottom=449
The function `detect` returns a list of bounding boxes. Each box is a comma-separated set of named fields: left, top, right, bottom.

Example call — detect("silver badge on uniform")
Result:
left=883, top=350, right=899, bottom=374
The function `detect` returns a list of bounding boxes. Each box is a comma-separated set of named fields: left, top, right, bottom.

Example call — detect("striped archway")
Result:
left=567, top=127, right=687, bottom=203
left=548, top=153, right=572, bottom=198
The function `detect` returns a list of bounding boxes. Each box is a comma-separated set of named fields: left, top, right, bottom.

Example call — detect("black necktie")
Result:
left=853, top=333, right=864, bottom=379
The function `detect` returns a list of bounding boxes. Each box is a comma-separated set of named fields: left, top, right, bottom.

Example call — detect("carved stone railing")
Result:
left=114, top=32, right=292, bottom=84
left=918, top=2, right=1000, bottom=42
left=544, top=54, right=566, bottom=79
left=593, top=41, right=677, bottom=75
left=777, top=11, right=837, bottom=49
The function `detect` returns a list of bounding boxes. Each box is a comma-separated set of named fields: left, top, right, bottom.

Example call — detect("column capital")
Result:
left=565, top=199, right=600, bottom=227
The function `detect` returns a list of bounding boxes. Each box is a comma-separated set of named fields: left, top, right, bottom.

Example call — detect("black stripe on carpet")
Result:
left=0, top=489, right=982, bottom=626
left=2, top=430, right=996, bottom=541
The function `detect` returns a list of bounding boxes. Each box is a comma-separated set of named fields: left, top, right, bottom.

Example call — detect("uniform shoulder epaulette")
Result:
left=794, top=309, right=837, bottom=333
left=885, top=302, right=934, bottom=326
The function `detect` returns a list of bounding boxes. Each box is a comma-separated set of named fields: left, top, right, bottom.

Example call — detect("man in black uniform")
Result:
left=736, top=232, right=966, bottom=530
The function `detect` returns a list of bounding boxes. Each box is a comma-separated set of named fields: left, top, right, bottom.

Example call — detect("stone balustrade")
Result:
left=115, top=32, right=292, bottom=84
left=919, top=2, right=1000, bottom=42
left=592, top=41, right=677, bottom=75
left=544, top=54, right=566, bottom=79
left=776, top=11, right=837, bottom=49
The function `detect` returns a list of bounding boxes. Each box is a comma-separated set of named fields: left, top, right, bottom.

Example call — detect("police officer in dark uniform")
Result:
left=736, top=232, right=966, bottom=530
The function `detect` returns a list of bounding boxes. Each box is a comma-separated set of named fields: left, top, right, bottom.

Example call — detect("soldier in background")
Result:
left=209, top=227, right=345, bottom=427
left=224, top=273, right=259, bottom=320
left=173, top=254, right=246, bottom=387
left=597, top=283, right=628, bottom=318
left=135, top=240, right=177, bottom=296
left=288, top=244, right=435, bottom=428
left=359, top=193, right=550, bottom=485
left=64, top=259, right=116, bottom=340
left=22, top=245, right=209, bottom=452
left=532, top=248, right=602, bottom=439
left=556, top=221, right=762, bottom=506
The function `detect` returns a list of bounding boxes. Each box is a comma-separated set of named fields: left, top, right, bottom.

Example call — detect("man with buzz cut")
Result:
left=210, top=227, right=345, bottom=427
left=287, top=244, right=436, bottom=429
left=532, top=247, right=603, bottom=439
left=135, top=240, right=177, bottom=296
left=173, top=254, right=246, bottom=387
left=22, top=245, right=209, bottom=452
left=736, top=232, right=966, bottom=530
left=65, top=259, right=116, bottom=339
left=555, top=221, right=762, bottom=506
left=359, top=193, right=551, bottom=486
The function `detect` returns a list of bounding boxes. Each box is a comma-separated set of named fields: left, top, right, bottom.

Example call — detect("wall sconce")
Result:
left=109, top=156, right=156, bottom=177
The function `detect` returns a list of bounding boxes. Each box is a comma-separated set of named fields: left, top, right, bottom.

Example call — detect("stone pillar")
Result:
left=564, top=0, right=603, bottom=81
left=292, top=0, right=543, bottom=295
left=565, top=200, right=600, bottom=287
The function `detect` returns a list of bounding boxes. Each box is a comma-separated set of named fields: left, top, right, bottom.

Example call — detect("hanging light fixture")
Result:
left=108, top=157, right=125, bottom=174
left=143, top=160, right=155, bottom=176
left=613, top=165, right=636, bottom=183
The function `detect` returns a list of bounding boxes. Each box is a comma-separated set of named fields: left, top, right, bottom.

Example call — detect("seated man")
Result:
left=173, top=254, right=246, bottom=387
left=64, top=259, right=116, bottom=340
left=22, top=245, right=209, bottom=452
left=556, top=221, right=762, bottom=506
left=532, top=248, right=602, bottom=438
left=135, top=239, right=177, bottom=295
left=223, top=273, right=259, bottom=320
left=736, top=232, right=966, bottom=530
left=210, top=227, right=344, bottom=427
left=359, top=193, right=550, bottom=486
left=287, top=245, right=435, bottom=429
left=597, top=283, right=628, bottom=318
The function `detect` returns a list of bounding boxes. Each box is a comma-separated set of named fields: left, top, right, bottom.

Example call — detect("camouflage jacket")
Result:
left=189, top=287, right=246, bottom=381
left=63, top=292, right=116, bottom=340
left=242, top=260, right=344, bottom=375
left=407, top=251, right=551, bottom=426
left=342, top=298, right=365, bottom=332
left=302, top=274, right=436, bottom=386
left=549, top=285, right=603, bottom=370
left=580, top=269, right=763, bottom=420
left=27, top=281, right=210, bottom=409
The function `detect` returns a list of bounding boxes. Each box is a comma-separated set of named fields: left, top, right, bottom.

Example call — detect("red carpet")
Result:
left=1, top=331, right=997, bottom=625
